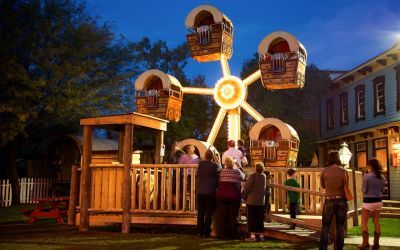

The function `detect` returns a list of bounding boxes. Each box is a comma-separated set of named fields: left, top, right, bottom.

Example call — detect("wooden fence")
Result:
left=84, top=163, right=198, bottom=214
left=0, top=177, right=55, bottom=207
left=266, top=167, right=363, bottom=215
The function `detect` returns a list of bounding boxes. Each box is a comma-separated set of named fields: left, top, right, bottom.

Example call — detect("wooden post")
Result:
left=68, top=165, right=79, bottom=225
left=155, top=131, right=164, bottom=164
left=79, top=126, right=92, bottom=232
left=121, top=124, right=133, bottom=234
left=118, top=129, right=125, bottom=162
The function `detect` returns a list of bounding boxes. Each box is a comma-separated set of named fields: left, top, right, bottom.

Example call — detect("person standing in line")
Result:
left=196, top=149, right=222, bottom=238
left=264, top=169, right=272, bottom=223
left=319, top=151, right=348, bottom=250
left=242, top=162, right=266, bottom=241
left=222, top=140, right=244, bottom=169
left=284, top=168, right=300, bottom=229
left=179, top=145, right=199, bottom=209
left=358, top=159, right=386, bottom=250
left=237, top=139, right=247, bottom=157
left=215, top=156, right=245, bottom=239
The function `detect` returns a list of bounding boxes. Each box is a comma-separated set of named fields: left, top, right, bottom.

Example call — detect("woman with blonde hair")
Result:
left=242, top=162, right=266, bottom=241
left=215, top=156, right=245, bottom=239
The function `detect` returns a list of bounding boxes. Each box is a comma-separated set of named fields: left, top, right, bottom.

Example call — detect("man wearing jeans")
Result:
left=196, top=150, right=221, bottom=238
left=319, top=151, right=348, bottom=250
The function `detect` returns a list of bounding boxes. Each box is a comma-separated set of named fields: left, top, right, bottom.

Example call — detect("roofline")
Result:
left=333, top=42, right=400, bottom=83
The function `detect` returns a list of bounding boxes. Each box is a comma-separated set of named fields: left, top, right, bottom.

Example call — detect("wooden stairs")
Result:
left=381, top=200, right=400, bottom=218
left=239, top=214, right=321, bottom=242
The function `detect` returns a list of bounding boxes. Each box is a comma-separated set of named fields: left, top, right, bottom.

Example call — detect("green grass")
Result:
left=0, top=204, right=33, bottom=224
left=348, top=218, right=400, bottom=237
left=0, top=205, right=320, bottom=249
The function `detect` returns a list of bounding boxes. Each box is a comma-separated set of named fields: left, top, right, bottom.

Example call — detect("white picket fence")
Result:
left=0, top=177, right=56, bottom=207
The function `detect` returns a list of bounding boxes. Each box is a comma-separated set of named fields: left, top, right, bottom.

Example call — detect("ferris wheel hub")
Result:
left=214, top=76, right=246, bottom=110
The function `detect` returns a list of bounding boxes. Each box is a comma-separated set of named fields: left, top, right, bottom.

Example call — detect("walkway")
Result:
left=344, top=236, right=400, bottom=247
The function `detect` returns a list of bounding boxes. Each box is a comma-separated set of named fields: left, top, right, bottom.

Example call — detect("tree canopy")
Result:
left=0, top=0, right=135, bottom=148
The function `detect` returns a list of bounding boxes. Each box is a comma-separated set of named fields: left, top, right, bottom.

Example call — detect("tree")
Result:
left=0, top=0, right=135, bottom=203
left=240, top=54, right=332, bottom=166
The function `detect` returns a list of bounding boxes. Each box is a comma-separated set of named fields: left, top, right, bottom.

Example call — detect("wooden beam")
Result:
left=154, top=130, right=164, bottom=164
left=376, top=59, right=387, bottom=66
left=118, top=129, right=125, bottom=162
left=68, top=165, right=80, bottom=225
left=79, top=125, right=92, bottom=232
left=387, top=53, right=398, bottom=61
left=80, top=113, right=168, bottom=131
left=121, top=124, right=133, bottom=233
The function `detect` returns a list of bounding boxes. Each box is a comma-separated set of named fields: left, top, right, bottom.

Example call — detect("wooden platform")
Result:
left=239, top=220, right=320, bottom=243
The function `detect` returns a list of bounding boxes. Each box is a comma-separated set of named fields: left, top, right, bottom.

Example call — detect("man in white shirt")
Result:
left=222, top=140, right=244, bottom=169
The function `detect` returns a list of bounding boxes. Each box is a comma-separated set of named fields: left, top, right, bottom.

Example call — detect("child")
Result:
left=263, top=169, right=272, bottom=223
left=284, top=168, right=300, bottom=229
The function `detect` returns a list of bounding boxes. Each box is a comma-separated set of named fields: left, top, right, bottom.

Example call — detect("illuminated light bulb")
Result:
left=214, top=76, right=246, bottom=110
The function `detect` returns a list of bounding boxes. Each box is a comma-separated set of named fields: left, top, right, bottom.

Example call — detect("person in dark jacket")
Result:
left=242, top=162, right=266, bottom=241
left=196, top=149, right=222, bottom=238
left=215, top=156, right=245, bottom=239
left=358, top=158, right=386, bottom=250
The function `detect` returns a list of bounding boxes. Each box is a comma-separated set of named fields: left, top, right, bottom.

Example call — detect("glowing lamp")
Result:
left=339, top=142, right=352, bottom=167
left=393, top=140, right=400, bottom=151
left=214, top=76, right=246, bottom=110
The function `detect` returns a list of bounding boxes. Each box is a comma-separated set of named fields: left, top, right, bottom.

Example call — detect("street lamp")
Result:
left=339, top=142, right=352, bottom=168
left=339, top=141, right=358, bottom=226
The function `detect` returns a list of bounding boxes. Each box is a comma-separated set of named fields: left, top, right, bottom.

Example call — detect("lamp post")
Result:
left=339, top=142, right=352, bottom=168
left=339, top=142, right=358, bottom=226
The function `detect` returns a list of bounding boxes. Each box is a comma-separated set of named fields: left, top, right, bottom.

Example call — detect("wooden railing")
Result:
left=266, top=168, right=363, bottom=215
left=80, top=164, right=198, bottom=214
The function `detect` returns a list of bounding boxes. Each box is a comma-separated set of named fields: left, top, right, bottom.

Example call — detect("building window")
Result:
left=373, top=138, right=389, bottom=197
left=326, top=99, right=334, bottom=130
left=340, top=92, right=348, bottom=125
left=373, top=76, right=385, bottom=116
left=355, top=85, right=365, bottom=121
left=356, top=141, right=367, bottom=171
left=395, top=65, right=400, bottom=111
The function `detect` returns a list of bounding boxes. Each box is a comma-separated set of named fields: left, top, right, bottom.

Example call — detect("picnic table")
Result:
left=23, top=197, right=69, bottom=224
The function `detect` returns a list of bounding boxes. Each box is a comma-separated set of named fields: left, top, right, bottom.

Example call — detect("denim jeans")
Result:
left=319, top=198, right=348, bottom=250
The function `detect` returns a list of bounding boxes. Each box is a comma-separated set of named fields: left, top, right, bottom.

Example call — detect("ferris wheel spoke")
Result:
left=220, top=54, right=230, bottom=77
left=181, top=87, right=214, bottom=95
left=206, top=108, right=227, bottom=145
left=241, top=101, right=264, bottom=122
left=227, top=108, right=241, bottom=141
left=243, top=69, right=261, bottom=86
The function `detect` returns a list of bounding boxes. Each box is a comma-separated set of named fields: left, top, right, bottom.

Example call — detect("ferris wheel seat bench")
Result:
left=134, top=70, right=183, bottom=122
left=249, top=118, right=300, bottom=168
left=258, top=31, right=307, bottom=90
left=185, top=5, right=233, bottom=63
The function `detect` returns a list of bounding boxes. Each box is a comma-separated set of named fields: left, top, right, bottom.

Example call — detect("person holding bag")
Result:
left=319, top=151, right=348, bottom=250
left=358, top=159, right=385, bottom=250
left=242, top=162, right=266, bottom=241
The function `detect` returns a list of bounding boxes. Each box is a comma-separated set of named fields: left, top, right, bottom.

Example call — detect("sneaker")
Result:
left=258, top=235, right=265, bottom=241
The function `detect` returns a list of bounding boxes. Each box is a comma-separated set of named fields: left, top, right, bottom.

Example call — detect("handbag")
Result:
left=344, top=172, right=353, bottom=201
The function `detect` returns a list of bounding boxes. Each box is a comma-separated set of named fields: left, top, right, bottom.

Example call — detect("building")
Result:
left=318, top=40, right=400, bottom=200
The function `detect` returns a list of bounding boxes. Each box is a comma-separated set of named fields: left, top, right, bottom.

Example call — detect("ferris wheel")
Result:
left=134, top=5, right=307, bottom=165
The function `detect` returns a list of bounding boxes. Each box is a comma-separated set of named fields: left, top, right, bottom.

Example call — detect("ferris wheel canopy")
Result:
left=185, top=5, right=233, bottom=28
left=177, top=139, right=219, bottom=159
left=257, top=31, right=307, bottom=58
left=135, top=69, right=182, bottom=91
left=249, top=118, right=299, bottom=141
